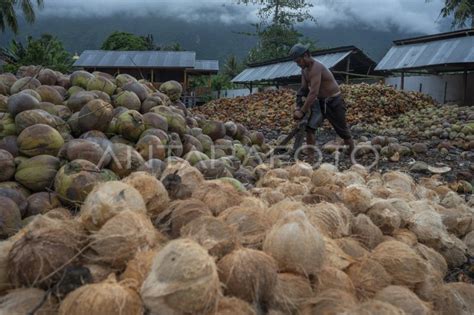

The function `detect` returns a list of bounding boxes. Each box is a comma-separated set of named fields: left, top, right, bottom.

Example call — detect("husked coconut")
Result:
left=80, top=181, right=147, bottom=231
left=345, top=300, right=406, bottom=315
left=208, top=297, right=256, bottom=315
left=0, top=288, right=58, bottom=314
left=89, top=211, right=162, bottom=269
left=434, top=233, right=468, bottom=268
left=59, top=276, right=143, bottom=315
left=414, top=264, right=444, bottom=302
left=323, top=236, right=355, bottom=270
left=120, top=249, right=159, bottom=291
left=109, top=143, right=145, bottom=178
left=367, top=205, right=401, bottom=235
left=164, top=199, right=213, bottom=238
left=263, top=210, right=325, bottom=276
left=84, top=263, right=114, bottom=283
left=315, top=265, right=356, bottom=295
left=383, top=171, right=415, bottom=193
left=346, top=257, right=393, bottom=300
left=193, top=180, right=244, bottom=216
left=161, top=159, right=204, bottom=197
left=277, top=181, right=310, bottom=197
left=251, top=188, right=285, bottom=206
left=414, top=243, right=448, bottom=277
left=371, top=240, right=428, bottom=288
left=141, top=239, right=221, bottom=314
left=392, top=229, right=418, bottom=247
left=335, top=237, right=369, bottom=259
left=265, top=199, right=305, bottom=226
left=269, top=273, right=313, bottom=314
left=304, top=202, right=353, bottom=238
left=430, top=282, right=474, bottom=315
left=336, top=170, right=366, bottom=187
left=181, top=216, right=237, bottom=259
left=217, top=247, right=277, bottom=304
left=287, top=161, right=313, bottom=178
left=341, top=184, right=373, bottom=214
left=374, top=285, right=433, bottom=315
left=464, top=231, right=474, bottom=257
left=311, top=164, right=338, bottom=187
left=301, top=289, right=357, bottom=315
left=369, top=198, right=414, bottom=228
left=351, top=214, right=384, bottom=249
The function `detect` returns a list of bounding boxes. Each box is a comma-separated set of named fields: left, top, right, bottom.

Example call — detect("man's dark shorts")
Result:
left=298, top=94, right=352, bottom=140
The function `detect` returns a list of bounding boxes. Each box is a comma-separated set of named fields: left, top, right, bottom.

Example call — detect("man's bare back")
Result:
left=302, top=60, right=340, bottom=98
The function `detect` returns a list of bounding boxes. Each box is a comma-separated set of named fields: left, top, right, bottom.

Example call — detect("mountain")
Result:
left=0, top=14, right=442, bottom=65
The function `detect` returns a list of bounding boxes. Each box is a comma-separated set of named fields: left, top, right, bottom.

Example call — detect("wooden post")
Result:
left=345, top=55, right=351, bottom=84
left=183, top=69, right=188, bottom=93
left=444, top=81, right=448, bottom=104
left=117, top=68, right=120, bottom=75
left=419, top=83, right=422, bottom=92
left=400, top=72, right=405, bottom=90
left=249, top=82, right=253, bottom=94
left=463, top=69, right=468, bottom=106
left=151, top=69, right=154, bottom=83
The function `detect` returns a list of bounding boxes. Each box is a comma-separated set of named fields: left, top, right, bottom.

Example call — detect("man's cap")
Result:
left=289, top=43, right=310, bottom=59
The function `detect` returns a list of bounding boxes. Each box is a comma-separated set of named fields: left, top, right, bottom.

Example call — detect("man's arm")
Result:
left=300, top=66, right=321, bottom=114
left=296, top=74, right=309, bottom=109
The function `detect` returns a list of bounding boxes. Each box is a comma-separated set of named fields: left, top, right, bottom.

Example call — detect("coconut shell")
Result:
left=346, top=300, right=406, bottom=315
left=89, top=211, right=161, bottom=269
left=35, top=85, right=63, bottom=105
left=302, top=289, right=357, bottom=315
left=0, top=288, right=58, bottom=314
left=218, top=247, right=277, bottom=304
left=66, top=91, right=98, bottom=113
left=269, top=273, right=313, bottom=315
left=371, top=240, right=428, bottom=288
left=26, top=192, right=62, bottom=217
left=17, top=124, right=64, bottom=157
left=374, top=285, right=433, bottom=315
left=80, top=181, right=147, bottom=232
left=352, top=214, right=384, bottom=250
left=0, top=149, right=15, bottom=182
left=141, top=239, right=221, bottom=314
left=193, top=180, right=243, bottom=216
left=109, top=143, right=145, bottom=178
left=430, top=282, right=474, bottom=315
left=0, top=196, right=22, bottom=238
left=59, top=276, right=143, bottom=315
left=120, top=249, right=159, bottom=291
left=346, top=257, right=393, bottom=300
left=10, top=77, right=41, bottom=95
left=15, top=155, right=60, bottom=192
left=7, top=92, right=40, bottom=116
left=263, top=210, right=325, bottom=276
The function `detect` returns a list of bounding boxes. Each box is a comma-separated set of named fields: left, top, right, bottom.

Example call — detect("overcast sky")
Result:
left=38, top=0, right=448, bottom=34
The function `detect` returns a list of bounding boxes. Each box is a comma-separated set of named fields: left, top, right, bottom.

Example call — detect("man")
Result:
left=289, top=43, right=354, bottom=161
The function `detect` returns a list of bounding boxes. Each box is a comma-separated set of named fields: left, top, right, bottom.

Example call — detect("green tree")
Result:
left=0, top=0, right=44, bottom=34
left=439, top=0, right=474, bottom=28
left=237, top=0, right=315, bottom=25
left=1, top=34, right=73, bottom=73
left=223, top=54, right=244, bottom=79
left=161, top=42, right=183, bottom=51
left=101, top=31, right=151, bottom=50
left=211, top=74, right=232, bottom=98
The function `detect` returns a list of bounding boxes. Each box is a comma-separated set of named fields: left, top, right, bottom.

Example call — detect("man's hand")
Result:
left=293, top=109, right=304, bottom=120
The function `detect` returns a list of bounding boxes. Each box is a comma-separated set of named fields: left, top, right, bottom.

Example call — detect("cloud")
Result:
left=37, top=0, right=447, bottom=33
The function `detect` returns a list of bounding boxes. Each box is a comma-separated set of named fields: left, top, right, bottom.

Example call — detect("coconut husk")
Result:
left=0, top=196, right=22, bottom=238
left=263, top=210, right=325, bottom=276
left=217, top=247, right=277, bottom=304
left=367, top=206, right=401, bottom=235
left=0, top=288, right=58, bottom=315
left=277, top=181, right=310, bottom=197
left=141, top=239, right=221, bottom=314
left=59, top=275, right=143, bottom=315
left=44, top=208, right=72, bottom=221
left=219, top=205, right=271, bottom=249
left=191, top=178, right=245, bottom=216
left=335, top=237, right=369, bottom=259
left=346, top=300, right=406, bottom=315
left=414, top=265, right=444, bottom=302
left=371, top=240, right=428, bottom=288
left=388, top=189, right=417, bottom=202
left=287, top=161, right=313, bottom=179
left=164, top=199, right=213, bottom=238
left=430, top=282, right=474, bottom=315
left=374, top=285, right=433, bottom=315
left=392, top=229, right=418, bottom=247
left=251, top=188, right=286, bottom=206
left=369, top=198, right=414, bottom=228
left=308, top=184, right=342, bottom=203
left=89, top=211, right=162, bottom=269
left=269, top=273, right=313, bottom=315
left=434, top=233, right=468, bottom=268
left=464, top=231, right=474, bottom=257
left=414, top=243, right=448, bottom=277
left=239, top=196, right=268, bottom=210
left=301, top=289, right=357, bottom=315
left=120, top=249, right=159, bottom=292
left=83, top=263, right=114, bottom=283
left=109, top=143, right=145, bottom=178
left=341, top=184, right=373, bottom=215
left=311, top=167, right=338, bottom=187
left=122, top=171, right=170, bottom=219
left=346, top=257, right=393, bottom=300
left=414, top=185, right=440, bottom=204
left=161, top=160, right=205, bottom=197
left=0, top=240, right=13, bottom=293
left=440, top=191, right=465, bottom=209
left=323, top=236, right=355, bottom=270
left=304, top=202, right=353, bottom=238
left=336, top=170, right=366, bottom=187
left=436, top=204, right=473, bottom=238
left=207, top=297, right=256, bottom=315
left=370, top=185, right=393, bottom=199
left=382, top=171, right=415, bottom=193
left=351, top=214, right=384, bottom=250
left=314, top=266, right=356, bottom=295
left=180, top=216, right=237, bottom=259
left=79, top=181, right=147, bottom=232
left=407, top=209, right=447, bottom=248
left=265, top=199, right=306, bottom=226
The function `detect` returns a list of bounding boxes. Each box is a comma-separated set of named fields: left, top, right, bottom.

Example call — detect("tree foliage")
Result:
left=223, top=54, right=244, bottom=79
left=1, top=33, right=73, bottom=73
left=442, top=0, right=474, bottom=28
left=101, top=31, right=154, bottom=50
left=0, top=0, right=44, bottom=34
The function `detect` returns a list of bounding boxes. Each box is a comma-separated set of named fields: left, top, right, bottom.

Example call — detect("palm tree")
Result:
left=0, top=0, right=44, bottom=34
left=428, top=0, right=474, bottom=28
left=223, top=55, right=242, bottom=79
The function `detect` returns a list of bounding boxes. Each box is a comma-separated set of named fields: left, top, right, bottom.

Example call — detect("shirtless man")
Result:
left=289, top=43, right=354, bottom=160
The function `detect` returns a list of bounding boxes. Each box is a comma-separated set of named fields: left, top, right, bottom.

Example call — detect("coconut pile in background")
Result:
left=193, top=83, right=437, bottom=134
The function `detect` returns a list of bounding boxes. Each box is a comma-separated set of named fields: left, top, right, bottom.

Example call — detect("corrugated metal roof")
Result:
left=73, top=50, right=196, bottom=68
left=376, top=35, right=474, bottom=71
left=232, top=51, right=351, bottom=83
left=194, top=60, right=219, bottom=72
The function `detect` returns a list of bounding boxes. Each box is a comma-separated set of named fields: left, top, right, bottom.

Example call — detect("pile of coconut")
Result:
left=0, top=155, right=473, bottom=314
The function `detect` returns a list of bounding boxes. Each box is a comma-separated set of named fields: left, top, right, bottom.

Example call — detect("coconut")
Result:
left=67, top=85, right=84, bottom=97
left=120, top=249, right=158, bottom=291
left=341, top=184, right=373, bottom=215
left=89, top=211, right=161, bottom=269
left=311, top=165, right=338, bottom=187
left=182, top=134, right=202, bottom=154
left=140, top=128, right=169, bottom=145
left=197, top=133, right=213, bottom=153
left=86, top=76, right=116, bottom=96
left=0, top=95, right=8, bottom=112
left=116, top=74, right=137, bottom=88
left=151, top=106, right=186, bottom=136
left=141, top=239, right=221, bottom=314
left=19, top=89, right=42, bottom=101
left=137, top=158, right=165, bottom=179
left=323, top=236, right=355, bottom=270
left=269, top=273, right=313, bottom=314
left=161, top=199, right=213, bottom=238
left=54, top=159, right=114, bottom=206
left=346, top=300, right=406, bottom=315
left=115, top=110, right=146, bottom=142
left=276, top=181, right=310, bottom=197
left=10, top=77, right=41, bottom=94
left=414, top=265, right=444, bottom=302
left=167, top=132, right=184, bottom=156
left=159, top=80, right=182, bottom=102
left=37, top=68, right=57, bottom=85
left=0, top=149, right=15, bottom=182
left=346, top=258, right=393, bottom=300
left=141, top=94, right=167, bottom=113
left=208, top=297, right=256, bottom=315
left=435, top=233, right=468, bottom=268
left=59, top=275, right=143, bottom=315
left=0, top=188, right=28, bottom=217
left=14, top=109, right=57, bottom=132
left=80, top=181, right=146, bottom=231
left=35, top=85, right=63, bottom=105
left=185, top=150, right=210, bottom=166
left=0, top=73, right=17, bottom=90
left=351, top=214, right=384, bottom=250
left=66, top=91, right=99, bottom=113
left=113, top=90, right=141, bottom=110
left=192, top=180, right=243, bottom=216
left=202, top=120, right=226, bottom=141
left=374, top=285, right=432, bottom=315
left=263, top=210, right=325, bottom=276
left=407, top=209, right=446, bottom=247
left=263, top=199, right=305, bottom=226
left=392, top=229, right=418, bottom=247
left=143, top=112, right=168, bottom=132
left=430, top=282, right=474, bottom=315
left=218, top=247, right=277, bottom=304
left=7, top=92, right=40, bottom=116
left=77, top=99, right=113, bottom=133
left=383, top=171, right=415, bottom=193
left=302, top=289, right=357, bottom=315
left=14, top=155, right=60, bottom=192
left=0, top=197, right=22, bottom=238
left=224, top=121, right=238, bottom=138
left=315, top=266, right=356, bottom=295
left=83, top=263, right=114, bottom=283
left=0, top=135, right=18, bottom=157
left=109, top=143, right=145, bottom=178
left=25, top=192, right=62, bottom=217
left=17, top=124, right=64, bottom=157
left=219, top=205, right=270, bottom=249
left=195, top=159, right=228, bottom=179
left=287, top=161, right=313, bottom=179
left=0, top=113, right=16, bottom=138
left=181, top=216, right=237, bottom=259
left=70, top=70, right=94, bottom=88
left=464, top=231, right=474, bottom=256
left=60, top=139, right=109, bottom=166
left=0, top=288, right=58, bottom=314
left=305, top=202, right=353, bottom=238
left=367, top=206, right=402, bottom=235
left=8, top=222, right=85, bottom=288
left=123, top=82, right=149, bottom=102
left=335, top=238, right=369, bottom=259
left=0, top=240, right=13, bottom=293
left=161, top=160, right=204, bottom=199
left=371, top=240, right=428, bottom=287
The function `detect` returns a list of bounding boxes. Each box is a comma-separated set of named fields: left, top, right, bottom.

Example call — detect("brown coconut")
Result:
left=346, top=300, right=406, bottom=315
left=374, top=285, right=433, bottom=315
left=17, top=124, right=64, bottom=157
left=352, top=214, right=384, bottom=249
left=80, top=181, right=147, bottom=231
left=277, top=181, right=310, bottom=197
left=218, top=247, right=277, bottom=304
left=164, top=199, right=213, bottom=238
left=78, top=99, right=113, bottom=133
left=109, top=143, right=145, bottom=178
left=120, top=249, right=159, bottom=291
left=122, top=171, right=169, bottom=218
left=0, top=240, right=13, bottom=293
left=161, top=159, right=204, bottom=195
left=135, top=134, right=166, bottom=161
left=0, top=149, right=15, bottom=181
left=301, top=289, right=357, bottom=315
left=308, top=184, right=342, bottom=203
left=59, top=276, right=143, bottom=315
left=193, top=180, right=244, bottom=216
left=392, top=229, right=418, bottom=247
left=430, top=282, right=474, bottom=315
left=264, top=199, right=306, bottom=226
left=370, top=198, right=414, bottom=227
left=311, top=165, right=338, bottom=187
left=60, top=139, right=108, bottom=166
left=346, top=257, right=393, bottom=300
left=263, top=210, right=325, bottom=276
left=269, top=273, right=313, bottom=315
left=341, top=184, right=373, bottom=214
left=371, top=240, right=428, bottom=287
left=251, top=187, right=285, bottom=206
left=0, top=288, right=58, bottom=314
left=181, top=216, right=237, bottom=259
left=208, top=297, right=256, bottom=315
left=305, top=202, right=353, bottom=238
left=414, top=264, right=444, bottom=302
left=26, top=192, right=62, bottom=217
left=219, top=205, right=271, bottom=249
left=323, top=236, right=355, bottom=270
left=335, top=237, right=369, bottom=259
left=35, top=85, right=64, bottom=104
left=89, top=211, right=162, bottom=269
left=0, top=196, right=22, bottom=238
left=287, top=161, right=313, bottom=178
left=141, top=239, right=221, bottom=314
left=83, top=263, right=114, bottom=283
left=367, top=206, right=402, bottom=235
left=315, top=266, right=356, bottom=295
